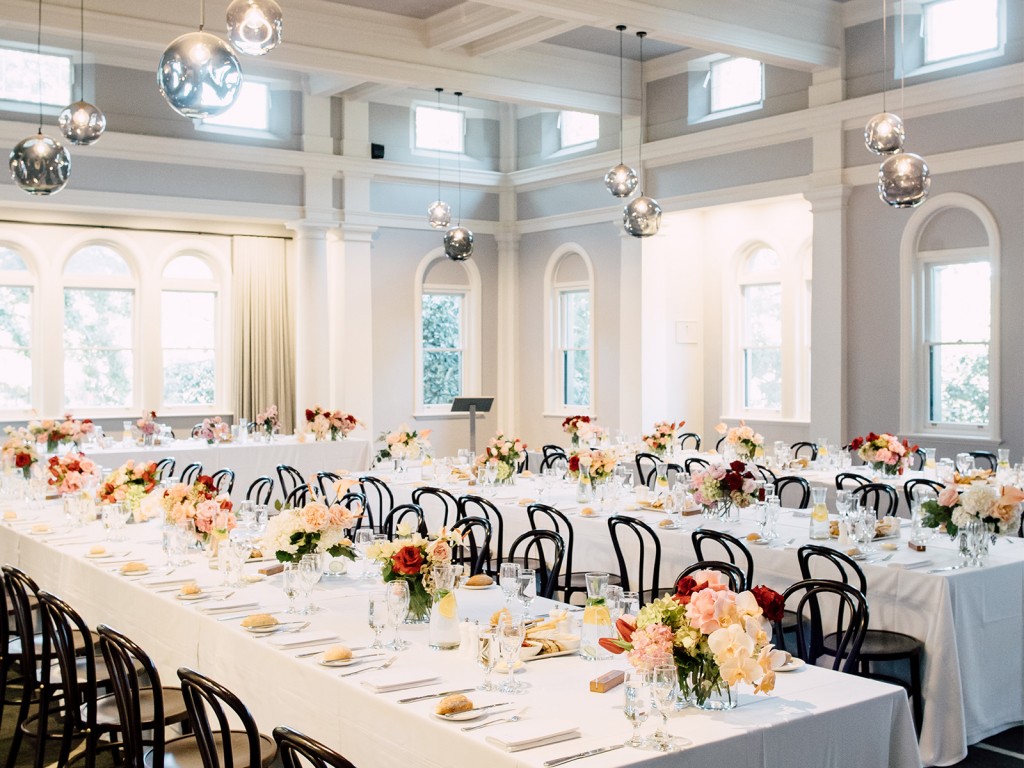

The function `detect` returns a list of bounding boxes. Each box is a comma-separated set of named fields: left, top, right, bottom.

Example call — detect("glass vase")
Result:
left=576, top=465, right=592, bottom=503
left=687, top=670, right=738, bottom=711
left=405, top=579, right=433, bottom=624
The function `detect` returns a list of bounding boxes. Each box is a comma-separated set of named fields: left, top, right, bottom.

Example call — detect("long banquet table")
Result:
left=375, top=469, right=1024, bottom=767
left=0, top=499, right=920, bottom=768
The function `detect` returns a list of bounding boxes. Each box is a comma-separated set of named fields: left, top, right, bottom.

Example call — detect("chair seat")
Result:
left=823, top=628, right=923, bottom=660
left=41, top=655, right=110, bottom=686
left=147, top=731, right=277, bottom=768
left=93, top=686, right=189, bottom=728
left=780, top=609, right=799, bottom=632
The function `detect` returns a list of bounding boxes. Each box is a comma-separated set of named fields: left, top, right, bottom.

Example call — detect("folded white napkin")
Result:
left=359, top=673, right=441, bottom=693
left=887, top=559, right=934, bottom=570
left=196, top=600, right=260, bottom=614
left=141, top=575, right=195, bottom=587
left=791, top=509, right=811, bottom=518
left=485, top=721, right=581, bottom=752
left=267, top=630, right=338, bottom=649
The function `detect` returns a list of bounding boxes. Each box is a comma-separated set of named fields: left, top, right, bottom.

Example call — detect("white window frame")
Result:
left=0, top=243, right=38, bottom=419
left=710, top=57, right=764, bottom=114
left=899, top=0, right=1005, bottom=79
left=412, top=103, right=466, bottom=155
left=0, top=47, right=73, bottom=110
left=542, top=245, right=596, bottom=417
left=923, top=0, right=1002, bottom=66
left=900, top=194, right=1000, bottom=441
left=413, top=249, right=481, bottom=417
left=558, top=110, right=599, bottom=151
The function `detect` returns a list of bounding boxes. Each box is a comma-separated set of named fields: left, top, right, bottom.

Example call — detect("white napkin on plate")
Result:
left=484, top=721, right=581, bottom=752
left=359, top=672, right=441, bottom=693
left=196, top=600, right=260, bottom=614
left=267, top=630, right=338, bottom=649
left=887, top=559, right=934, bottom=570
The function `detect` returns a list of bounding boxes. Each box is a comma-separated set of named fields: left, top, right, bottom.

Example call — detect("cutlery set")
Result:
left=338, top=656, right=397, bottom=677
left=462, top=706, right=529, bottom=731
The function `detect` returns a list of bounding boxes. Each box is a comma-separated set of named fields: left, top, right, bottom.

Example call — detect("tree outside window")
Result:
left=0, top=247, right=32, bottom=410
left=421, top=292, right=464, bottom=405
left=559, top=289, right=591, bottom=407
left=739, top=248, right=782, bottom=411
left=162, top=254, right=217, bottom=407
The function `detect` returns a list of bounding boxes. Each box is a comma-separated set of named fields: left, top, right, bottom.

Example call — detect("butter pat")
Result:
left=590, top=669, right=626, bottom=693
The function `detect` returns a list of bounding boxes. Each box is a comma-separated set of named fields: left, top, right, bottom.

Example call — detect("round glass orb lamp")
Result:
left=9, top=133, right=71, bottom=196
left=58, top=100, right=106, bottom=145
left=864, top=112, right=905, bottom=156
left=443, top=226, right=474, bottom=261
left=158, top=31, right=243, bottom=119
left=604, top=163, right=638, bottom=198
left=226, top=0, right=283, bottom=56
left=427, top=200, right=452, bottom=229
left=878, top=152, right=931, bottom=208
left=623, top=195, right=662, bottom=238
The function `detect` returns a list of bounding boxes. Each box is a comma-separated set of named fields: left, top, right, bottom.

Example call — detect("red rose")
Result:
left=674, top=575, right=710, bottom=605
left=849, top=437, right=864, bottom=450
left=391, top=546, right=424, bottom=576
left=15, top=453, right=31, bottom=468
left=751, top=585, right=785, bottom=623
left=568, top=455, right=579, bottom=473
left=305, top=409, right=314, bottom=421
left=728, top=460, right=747, bottom=473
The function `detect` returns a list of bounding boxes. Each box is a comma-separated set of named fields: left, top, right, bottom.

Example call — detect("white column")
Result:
left=495, top=228, right=519, bottom=432
left=286, top=222, right=332, bottom=425
left=302, top=94, right=334, bottom=154
left=618, top=231, right=644, bottom=436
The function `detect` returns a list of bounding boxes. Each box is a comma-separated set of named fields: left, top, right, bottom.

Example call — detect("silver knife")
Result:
left=544, top=745, right=624, bottom=767
left=438, top=701, right=512, bottom=719
left=398, top=687, right=474, bottom=704
left=927, top=565, right=965, bottom=573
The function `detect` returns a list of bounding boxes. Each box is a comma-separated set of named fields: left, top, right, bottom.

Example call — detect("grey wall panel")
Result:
left=371, top=181, right=499, bottom=220
left=649, top=140, right=812, bottom=198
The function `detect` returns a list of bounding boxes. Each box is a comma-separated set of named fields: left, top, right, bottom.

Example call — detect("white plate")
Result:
left=432, top=709, right=489, bottom=722
left=244, top=624, right=286, bottom=634
left=777, top=658, right=806, bottom=672
left=28, top=528, right=53, bottom=536
left=318, top=655, right=383, bottom=668
left=576, top=513, right=605, bottom=520
left=120, top=567, right=151, bottom=576
left=461, top=583, right=495, bottom=591
left=85, top=551, right=113, bottom=559
left=175, top=592, right=209, bottom=601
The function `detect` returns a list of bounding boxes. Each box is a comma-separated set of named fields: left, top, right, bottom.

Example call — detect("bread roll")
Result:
left=323, top=645, right=353, bottom=662
left=465, top=574, right=493, bottom=587
left=241, top=613, right=279, bottom=628
left=89, top=545, right=106, bottom=555
left=3, top=510, right=18, bottom=521
left=119, top=561, right=147, bottom=574
left=435, top=694, right=473, bottom=715
left=658, top=519, right=674, bottom=528
left=30, top=523, right=50, bottom=533
left=746, top=533, right=762, bottom=542
left=490, top=607, right=511, bottom=626
left=579, top=507, right=596, bottom=517
left=180, top=582, right=202, bottom=596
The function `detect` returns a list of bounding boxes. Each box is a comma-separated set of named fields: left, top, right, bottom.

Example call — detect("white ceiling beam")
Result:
left=338, top=83, right=407, bottom=101
left=307, top=73, right=370, bottom=97
left=468, top=18, right=579, bottom=57
left=425, top=3, right=525, bottom=50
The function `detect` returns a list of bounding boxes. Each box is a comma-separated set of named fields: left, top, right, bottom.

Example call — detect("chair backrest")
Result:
left=450, top=516, right=492, bottom=576
left=210, top=468, right=235, bottom=496
left=634, top=453, right=659, bottom=488
left=316, top=472, right=344, bottom=504
left=276, top=464, right=305, bottom=502
left=517, top=453, right=529, bottom=473
left=38, top=590, right=97, bottom=731
left=903, top=478, right=944, bottom=510
left=796, top=544, right=868, bottom=594
left=336, top=491, right=370, bottom=530
left=526, top=503, right=575, bottom=598
left=853, top=483, right=899, bottom=518
left=684, top=457, right=710, bottom=475
left=359, top=476, right=394, bottom=533
left=542, top=444, right=567, bottom=459
left=835, top=471, right=869, bottom=491
left=246, top=476, right=274, bottom=505
left=97, top=624, right=169, bottom=768
left=273, top=726, right=356, bottom=768
left=753, top=463, right=777, bottom=484
left=968, top=450, right=997, bottom=471
left=607, top=515, right=664, bottom=605
left=284, top=484, right=312, bottom=509
left=506, top=530, right=565, bottom=599
left=662, top=463, right=686, bottom=486
left=678, top=432, right=701, bottom=450
left=410, top=486, right=458, bottom=531
left=773, top=475, right=811, bottom=509
left=382, top=503, right=427, bottom=539
left=154, top=457, right=176, bottom=482
left=909, top=447, right=926, bottom=472
left=715, top=435, right=727, bottom=452
left=180, top=462, right=203, bottom=486
left=457, top=495, right=505, bottom=572
left=675, top=561, right=747, bottom=592
left=539, top=452, right=567, bottom=472
left=691, top=529, right=754, bottom=589
left=177, top=667, right=264, bottom=768
left=791, top=441, right=818, bottom=461
left=776, top=579, right=868, bottom=673
left=3, top=565, right=46, bottom=684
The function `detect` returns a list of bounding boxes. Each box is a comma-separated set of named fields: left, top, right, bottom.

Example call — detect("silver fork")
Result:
left=338, top=655, right=397, bottom=677
left=255, top=621, right=310, bottom=637
left=462, top=706, right=529, bottom=732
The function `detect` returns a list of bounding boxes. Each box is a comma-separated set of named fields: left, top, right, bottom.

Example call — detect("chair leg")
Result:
left=5, top=687, right=33, bottom=768
left=909, top=651, right=924, bottom=736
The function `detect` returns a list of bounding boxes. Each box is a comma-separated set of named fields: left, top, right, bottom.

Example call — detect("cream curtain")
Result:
left=232, top=236, right=295, bottom=434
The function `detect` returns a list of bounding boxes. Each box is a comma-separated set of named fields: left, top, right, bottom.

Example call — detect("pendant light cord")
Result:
left=617, top=25, right=625, bottom=165
left=35, top=0, right=43, bottom=131
left=435, top=87, right=443, bottom=202
left=79, top=0, right=86, bottom=102
left=881, top=0, right=888, bottom=112
left=899, top=0, right=905, bottom=117
left=455, top=91, right=463, bottom=226
left=199, top=0, right=205, bottom=31
left=636, top=32, right=647, bottom=190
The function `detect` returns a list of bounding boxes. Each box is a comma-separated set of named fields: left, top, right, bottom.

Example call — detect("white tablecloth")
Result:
left=0, top=501, right=920, bottom=768
left=377, top=471, right=1024, bottom=766
left=82, top=436, right=371, bottom=501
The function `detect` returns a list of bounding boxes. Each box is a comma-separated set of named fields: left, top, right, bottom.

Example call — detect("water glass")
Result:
left=385, top=581, right=410, bottom=650
left=623, top=672, right=652, bottom=748
left=856, top=508, right=877, bottom=552
left=621, top=591, right=640, bottom=618
left=910, top=502, right=935, bottom=547
left=354, top=528, right=375, bottom=579
left=499, top=562, right=521, bottom=605
left=955, top=453, right=974, bottom=477
left=281, top=562, right=300, bottom=614
left=604, top=585, right=624, bottom=622
left=649, top=665, right=683, bottom=752
left=477, top=630, right=499, bottom=691
left=236, top=500, right=255, bottom=526
left=497, top=614, right=526, bottom=694
left=298, top=554, right=322, bottom=613
left=368, top=591, right=388, bottom=649
left=516, top=568, right=537, bottom=616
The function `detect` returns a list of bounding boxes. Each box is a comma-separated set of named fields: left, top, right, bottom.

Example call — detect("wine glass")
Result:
left=955, top=452, right=972, bottom=477
left=623, top=672, right=651, bottom=748
left=499, top=562, right=521, bottom=606
left=649, top=664, right=683, bottom=751
left=477, top=629, right=499, bottom=691
left=553, top=458, right=568, bottom=481
left=516, top=568, right=537, bottom=616
left=281, top=562, right=300, bottom=614
left=298, top=554, right=322, bottom=614
left=385, top=581, right=410, bottom=651
left=367, top=591, right=388, bottom=649
left=354, top=528, right=375, bottom=579
left=497, top=614, right=526, bottom=694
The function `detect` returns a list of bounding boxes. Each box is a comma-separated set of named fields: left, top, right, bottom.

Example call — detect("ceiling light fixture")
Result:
left=443, top=91, right=473, bottom=262
left=226, top=0, right=283, bottom=56
left=158, top=0, right=243, bottom=119
left=427, top=87, right=452, bottom=230
left=863, top=0, right=904, bottom=156
left=58, top=0, right=106, bottom=146
left=623, top=31, right=661, bottom=238
left=604, top=24, right=638, bottom=198
left=9, top=0, right=71, bottom=196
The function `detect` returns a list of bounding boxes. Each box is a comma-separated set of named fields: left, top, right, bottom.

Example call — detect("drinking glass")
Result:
left=497, top=614, right=526, bottom=694
left=281, top=562, right=300, bottom=614
left=253, top=505, right=269, bottom=534
left=516, top=568, right=537, bottom=616
left=354, top=528, right=375, bottom=579
left=856, top=508, right=877, bottom=553
left=102, top=502, right=126, bottom=542
left=161, top=523, right=176, bottom=569
left=649, top=664, right=682, bottom=751
left=385, top=581, right=410, bottom=650
left=955, top=453, right=973, bottom=477
left=499, top=562, right=521, bottom=606
left=623, top=672, right=651, bottom=748
left=621, top=591, right=640, bottom=618
left=236, top=500, right=255, bottom=526
left=553, top=458, right=568, bottom=481
left=298, top=554, right=322, bottom=614
left=910, top=501, right=935, bottom=547
left=604, top=585, right=625, bottom=622
left=477, top=630, right=499, bottom=691
left=368, top=591, right=388, bottom=649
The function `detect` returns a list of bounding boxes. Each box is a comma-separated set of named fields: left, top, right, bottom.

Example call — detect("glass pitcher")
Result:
left=429, top=565, right=460, bottom=650
left=809, top=486, right=830, bottom=540
left=580, top=572, right=612, bottom=661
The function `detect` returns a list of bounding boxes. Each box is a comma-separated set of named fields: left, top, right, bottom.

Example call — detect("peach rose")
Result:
left=301, top=502, right=330, bottom=531
left=938, top=485, right=959, bottom=508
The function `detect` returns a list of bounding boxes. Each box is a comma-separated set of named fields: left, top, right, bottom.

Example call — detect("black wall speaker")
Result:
left=371, top=143, right=385, bottom=159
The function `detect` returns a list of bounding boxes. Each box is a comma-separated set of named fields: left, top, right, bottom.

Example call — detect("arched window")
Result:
left=739, top=247, right=782, bottom=411
left=544, top=247, right=594, bottom=414
left=161, top=253, right=219, bottom=408
left=414, top=251, right=481, bottom=414
left=0, top=245, right=34, bottom=412
left=62, top=244, right=135, bottom=410
left=901, top=194, right=999, bottom=439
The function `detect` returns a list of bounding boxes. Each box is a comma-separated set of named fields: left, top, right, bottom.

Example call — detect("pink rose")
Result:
left=938, top=486, right=959, bottom=508
left=686, top=588, right=726, bottom=634
left=301, top=502, right=330, bottom=531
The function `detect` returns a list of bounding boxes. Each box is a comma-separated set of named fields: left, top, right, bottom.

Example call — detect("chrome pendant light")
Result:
left=623, top=31, right=661, bottom=238
left=158, top=0, right=243, bottom=119
left=864, top=0, right=903, bottom=156
left=604, top=25, right=638, bottom=198
left=444, top=91, right=473, bottom=261
left=10, top=0, right=71, bottom=195
left=59, top=0, right=105, bottom=145
left=226, top=0, right=283, bottom=56
left=427, top=87, right=452, bottom=229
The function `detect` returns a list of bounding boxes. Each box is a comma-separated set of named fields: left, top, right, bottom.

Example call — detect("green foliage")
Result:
left=422, top=293, right=463, bottom=405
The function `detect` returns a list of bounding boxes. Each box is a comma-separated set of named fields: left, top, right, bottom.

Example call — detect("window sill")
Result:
left=688, top=102, right=763, bottom=126
left=719, top=415, right=809, bottom=427
left=412, top=411, right=472, bottom=420
left=903, top=47, right=1005, bottom=80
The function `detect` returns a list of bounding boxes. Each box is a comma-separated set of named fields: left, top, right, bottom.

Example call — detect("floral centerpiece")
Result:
left=690, top=461, right=760, bottom=518
left=715, top=421, right=764, bottom=461
left=46, top=452, right=100, bottom=495
left=643, top=421, right=681, bottom=457
left=602, top=571, right=786, bottom=708
left=577, top=421, right=608, bottom=446
left=475, top=432, right=527, bottom=485
left=261, top=497, right=358, bottom=565
left=137, top=411, right=159, bottom=444
left=366, top=529, right=462, bottom=622
left=377, top=424, right=432, bottom=462
left=848, top=432, right=917, bottom=476
left=98, top=460, right=159, bottom=516
left=196, top=416, right=232, bottom=444
left=157, top=474, right=235, bottom=541
left=577, top=448, right=618, bottom=482
left=27, top=414, right=93, bottom=452
left=921, top=483, right=1023, bottom=538
left=255, top=405, right=279, bottom=440
left=2, top=427, right=39, bottom=479
left=305, top=406, right=361, bottom=441
left=562, top=415, right=591, bottom=448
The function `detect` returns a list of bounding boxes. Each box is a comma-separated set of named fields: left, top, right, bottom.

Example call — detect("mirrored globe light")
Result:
left=226, top=0, right=283, bottom=56
left=864, top=112, right=905, bottom=156
left=9, top=133, right=71, bottom=196
left=443, top=226, right=474, bottom=261
left=158, top=31, right=242, bottom=119
left=623, top=195, right=662, bottom=237
left=604, top=163, right=638, bottom=198
left=878, top=152, right=931, bottom=208
left=58, top=100, right=106, bottom=145
left=428, top=200, right=451, bottom=229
